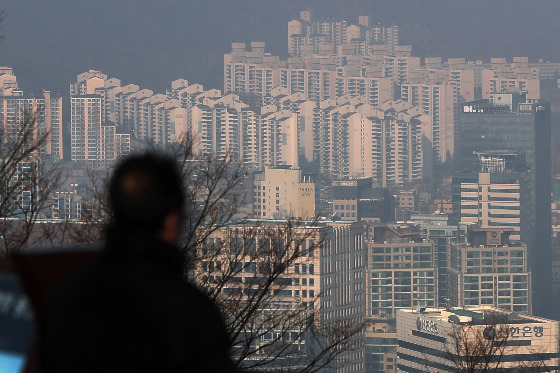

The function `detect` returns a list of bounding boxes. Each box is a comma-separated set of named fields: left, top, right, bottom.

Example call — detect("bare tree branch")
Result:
left=0, top=110, right=64, bottom=253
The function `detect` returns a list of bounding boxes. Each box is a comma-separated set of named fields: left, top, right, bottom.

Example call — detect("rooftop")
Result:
left=400, top=307, right=558, bottom=325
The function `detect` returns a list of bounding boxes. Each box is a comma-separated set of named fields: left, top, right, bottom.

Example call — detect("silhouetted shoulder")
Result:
left=42, top=252, right=237, bottom=373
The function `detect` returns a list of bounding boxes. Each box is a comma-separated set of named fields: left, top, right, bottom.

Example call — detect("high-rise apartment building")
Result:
left=383, top=52, right=421, bottom=94
left=263, top=93, right=317, bottom=163
left=313, top=100, right=425, bottom=185
left=288, top=11, right=399, bottom=57
left=0, top=90, right=64, bottom=159
left=224, top=43, right=394, bottom=105
left=51, top=182, right=91, bottom=221
left=455, top=96, right=551, bottom=317
left=407, top=66, right=475, bottom=104
left=0, top=67, right=19, bottom=96
left=70, top=95, right=103, bottom=168
left=400, top=82, right=458, bottom=164
left=71, top=71, right=192, bottom=151
left=259, top=108, right=299, bottom=168
left=190, top=94, right=299, bottom=167
left=70, top=70, right=107, bottom=96
left=71, top=95, right=129, bottom=169
left=481, top=57, right=540, bottom=100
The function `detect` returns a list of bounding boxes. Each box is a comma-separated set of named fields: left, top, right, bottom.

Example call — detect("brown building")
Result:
left=253, top=166, right=315, bottom=220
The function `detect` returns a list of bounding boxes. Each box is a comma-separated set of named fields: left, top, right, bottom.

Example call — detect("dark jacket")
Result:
left=41, top=229, right=238, bottom=373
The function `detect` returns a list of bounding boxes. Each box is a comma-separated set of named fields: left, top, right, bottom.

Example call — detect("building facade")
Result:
left=447, top=228, right=531, bottom=313
left=253, top=166, right=315, bottom=220
left=397, top=307, right=559, bottom=372
left=452, top=151, right=528, bottom=242
left=455, top=96, right=551, bottom=317
left=0, top=90, right=63, bottom=159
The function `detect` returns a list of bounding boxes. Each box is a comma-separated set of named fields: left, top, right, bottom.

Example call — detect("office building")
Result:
left=332, top=178, right=394, bottom=222
left=366, top=224, right=437, bottom=319
left=397, top=307, right=559, bottom=372
left=455, top=94, right=548, bottom=172
left=198, top=220, right=368, bottom=372
left=365, top=319, right=397, bottom=373
left=452, top=151, right=527, bottom=242
left=253, top=166, right=315, bottom=220
left=197, top=221, right=324, bottom=371
left=455, top=96, right=551, bottom=316
left=448, top=227, right=531, bottom=313
left=360, top=223, right=438, bottom=373
left=408, top=213, right=468, bottom=308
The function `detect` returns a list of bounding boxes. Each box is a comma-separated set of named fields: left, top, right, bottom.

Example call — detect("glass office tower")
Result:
left=455, top=94, right=552, bottom=317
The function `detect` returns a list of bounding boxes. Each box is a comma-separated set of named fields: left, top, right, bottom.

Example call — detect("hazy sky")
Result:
left=2, top=0, right=560, bottom=96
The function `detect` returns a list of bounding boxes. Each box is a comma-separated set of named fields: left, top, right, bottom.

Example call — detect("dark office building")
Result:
left=455, top=95, right=552, bottom=317
left=332, top=178, right=395, bottom=222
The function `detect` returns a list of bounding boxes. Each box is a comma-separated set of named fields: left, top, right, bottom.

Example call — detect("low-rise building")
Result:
left=397, top=307, right=559, bottom=372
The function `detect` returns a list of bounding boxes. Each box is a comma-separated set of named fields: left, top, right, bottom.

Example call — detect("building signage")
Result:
left=486, top=231, right=502, bottom=246
left=416, top=317, right=439, bottom=334
left=510, top=325, right=545, bottom=338
left=463, top=105, right=485, bottom=113
left=335, top=181, right=356, bottom=187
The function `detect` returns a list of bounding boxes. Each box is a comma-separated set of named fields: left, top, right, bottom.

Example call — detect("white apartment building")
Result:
left=400, top=82, right=458, bottom=164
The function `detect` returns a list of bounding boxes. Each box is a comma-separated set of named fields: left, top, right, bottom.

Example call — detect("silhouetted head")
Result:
left=109, top=153, right=185, bottom=240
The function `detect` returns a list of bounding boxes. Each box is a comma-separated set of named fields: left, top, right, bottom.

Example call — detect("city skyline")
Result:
left=2, top=1, right=560, bottom=96
left=2, top=3, right=560, bottom=372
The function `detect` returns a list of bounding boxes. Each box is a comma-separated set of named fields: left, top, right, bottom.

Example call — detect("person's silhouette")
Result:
left=41, top=154, right=238, bottom=372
